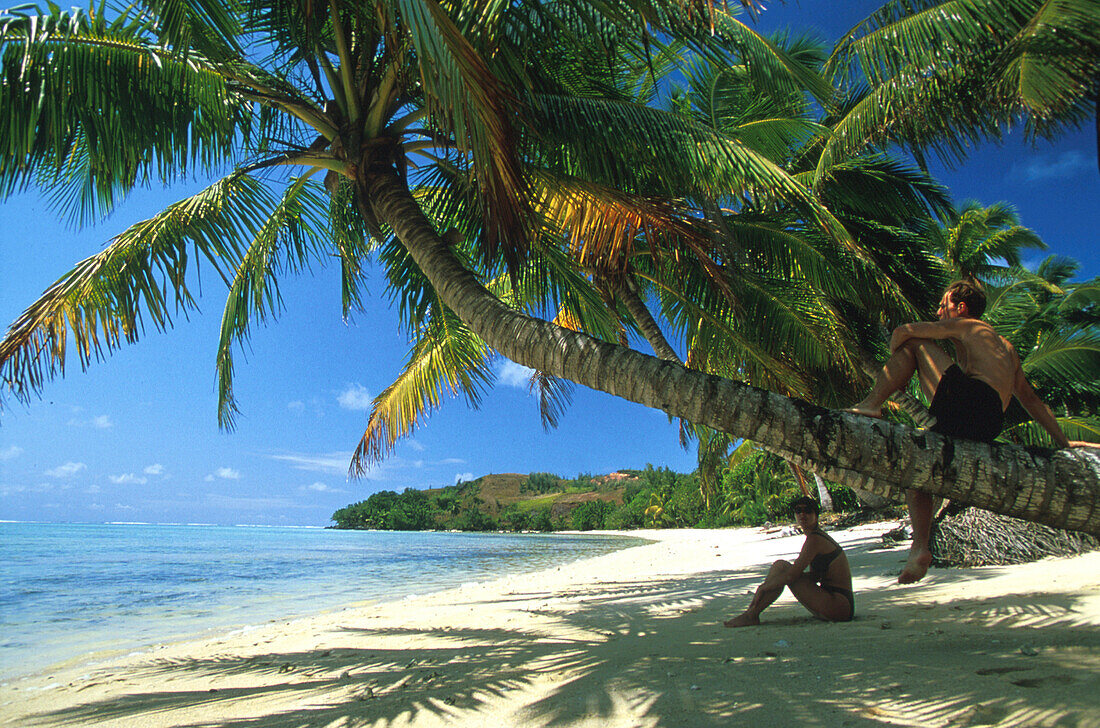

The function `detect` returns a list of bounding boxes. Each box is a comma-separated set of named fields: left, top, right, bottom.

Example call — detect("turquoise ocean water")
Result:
left=0, top=522, right=644, bottom=681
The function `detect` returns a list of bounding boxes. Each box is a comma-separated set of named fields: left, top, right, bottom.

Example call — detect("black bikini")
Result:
left=810, top=530, right=855, bottom=621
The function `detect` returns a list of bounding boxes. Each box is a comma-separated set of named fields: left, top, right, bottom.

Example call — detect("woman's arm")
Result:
left=759, top=536, right=819, bottom=589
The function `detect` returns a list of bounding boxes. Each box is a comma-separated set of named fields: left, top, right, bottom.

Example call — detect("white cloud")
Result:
left=439, top=457, right=467, bottom=465
left=287, top=400, right=305, bottom=412
left=66, top=415, right=113, bottom=429
left=46, top=462, right=86, bottom=478
left=214, top=467, right=242, bottom=480
left=337, top=383, right=373, bottom=411
left=143, top=464, right=165, bottom=476
left=1012, top=151, right=1090, bottom=183
left=1, top=482, right=56, bottom=496
left=0, top=445, right=23, bottom=461
left=300, top=481, right=349, bottom=494
left=269, top=452, right=354, bottom=475
left=204, top=474, right=215, bottom=482
left=109, top=473, right=148, bottom=485
left=454, top=472, right=475, bottom=484
left=499, top=361, right=534, bottom=388
left=407, top=439, right=426, bottom=452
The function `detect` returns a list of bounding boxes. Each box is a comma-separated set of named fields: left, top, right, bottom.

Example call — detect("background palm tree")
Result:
left=822, top=0, right=1100, bottom=175
left=924, top=200, right=1046, bottom=283
left=986, top=257, right=1100, bottom=446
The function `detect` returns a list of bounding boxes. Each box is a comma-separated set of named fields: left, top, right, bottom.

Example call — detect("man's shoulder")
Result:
left=956, top=316, right=997, bottom=335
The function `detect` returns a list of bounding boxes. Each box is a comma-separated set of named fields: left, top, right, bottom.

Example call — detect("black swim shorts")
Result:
left=928, top=365, right=1004, bottom=443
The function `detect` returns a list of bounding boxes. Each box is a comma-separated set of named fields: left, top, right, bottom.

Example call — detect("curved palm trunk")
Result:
left=617, top=275, right=682, bottom=363
left=364, top=170, right=1100, bottom=537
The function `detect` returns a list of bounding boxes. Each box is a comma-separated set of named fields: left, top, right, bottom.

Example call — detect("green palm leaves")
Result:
left=1, top=175, right=281, bottom=402
left=826, top=0, right=1100, bottom=169
left=2, top=0, right=1096, bottom=488
left=0, top=4, right=243, bottom=222
left=926, top=200, right=1047, bottom=282
left=987, top=260, right=1100, bottom=446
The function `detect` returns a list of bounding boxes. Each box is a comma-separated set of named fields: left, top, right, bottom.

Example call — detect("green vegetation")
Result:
left=331, top=463, right=862, bottom=532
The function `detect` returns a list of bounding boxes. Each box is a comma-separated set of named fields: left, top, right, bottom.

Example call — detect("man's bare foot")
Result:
left=843, top=401, right=882, bottom=419
left=723, top=613, right=760, bottom=628
left=898, top=547, right=932, bottom=584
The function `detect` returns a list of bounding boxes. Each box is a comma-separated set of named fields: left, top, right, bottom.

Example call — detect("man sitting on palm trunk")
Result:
left=847, top=280, right=1075, bottom=584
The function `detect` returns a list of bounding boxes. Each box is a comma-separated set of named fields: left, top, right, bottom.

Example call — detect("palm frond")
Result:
left=1021, top=328, right=1100, bottom=389
left=0, top=174, right=278, bottom=404
left=391, top=0, right=530, bottom=268
left=527, top=92, right=853, bottom=247
left=530, top=369, right=576, bottom=431
left=216, top=174, right=335, bottom=428
left=0, top=4, right=247, bottom=222
left=1002, top=415, right=1100, bottom=448
left=350, top=304, right=494, bottom=475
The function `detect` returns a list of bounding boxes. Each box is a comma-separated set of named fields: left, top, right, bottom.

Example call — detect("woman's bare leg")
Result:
left=724, top=561, right=790, bottom=627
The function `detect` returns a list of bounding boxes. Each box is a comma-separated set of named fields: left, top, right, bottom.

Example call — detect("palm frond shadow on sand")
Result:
left=29, top=537, right=1100, bottom=728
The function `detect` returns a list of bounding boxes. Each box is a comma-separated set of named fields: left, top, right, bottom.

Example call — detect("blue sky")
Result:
left=1, top=2, right=1097, bottom=526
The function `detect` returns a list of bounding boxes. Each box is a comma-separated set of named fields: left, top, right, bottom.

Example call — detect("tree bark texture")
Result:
left=616, top=276, right=682, bottom=363
left=364, top=171, right=1100, bottom=537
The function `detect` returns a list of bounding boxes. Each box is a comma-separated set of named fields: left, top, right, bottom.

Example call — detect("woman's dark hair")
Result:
left=790, top=496, right=820, bottom=515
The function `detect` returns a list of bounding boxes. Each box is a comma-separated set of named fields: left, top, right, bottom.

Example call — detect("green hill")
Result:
left=331, top=470, right=642, bottom=532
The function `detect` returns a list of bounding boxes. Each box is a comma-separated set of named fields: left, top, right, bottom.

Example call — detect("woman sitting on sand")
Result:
left=724, top=496, right=854, bottom=627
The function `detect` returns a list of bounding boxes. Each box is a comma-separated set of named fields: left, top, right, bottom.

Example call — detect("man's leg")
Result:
left=899, top=489, right=935, bottom=584
left=847, top=340, right=954, bottom=584
left=847, top=339, right=950, bottom=417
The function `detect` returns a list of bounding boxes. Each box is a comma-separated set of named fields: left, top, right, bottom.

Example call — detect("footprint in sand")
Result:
left=1011, top=675, right=1075, bottom=689
left=974, top=666, right=1031, bottom=676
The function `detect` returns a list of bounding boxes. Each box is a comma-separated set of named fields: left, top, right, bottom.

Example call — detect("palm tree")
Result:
left=822, top=0, right=1100, bottom=175
left=1, top=1, right=1098, bottom=536
left=986, top=257, right=1100, bottom=446
left=924, top=200, right=1046, bottom=283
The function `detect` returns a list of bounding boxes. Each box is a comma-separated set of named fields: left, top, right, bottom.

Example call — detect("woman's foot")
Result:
left=723, top=613, right=760, bottom=628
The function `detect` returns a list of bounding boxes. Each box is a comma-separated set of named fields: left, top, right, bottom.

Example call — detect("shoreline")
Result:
left=3, top=522, right=1099, bottom=727
left=1, top=525, right=647, bottom=685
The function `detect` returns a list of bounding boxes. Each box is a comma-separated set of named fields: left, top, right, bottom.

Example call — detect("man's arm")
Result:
left=889, top=319, right=973, bottom=352
left=1013, top=366, right=1071, bottom=448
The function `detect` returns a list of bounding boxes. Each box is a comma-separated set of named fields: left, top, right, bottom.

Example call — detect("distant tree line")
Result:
left=331, top=461, right=863, bottom=532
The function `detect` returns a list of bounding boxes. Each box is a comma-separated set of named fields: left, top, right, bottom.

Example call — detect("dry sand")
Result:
left=2, top=522, right=1099, bottom=728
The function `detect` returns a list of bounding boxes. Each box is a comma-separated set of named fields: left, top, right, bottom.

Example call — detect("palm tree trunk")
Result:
left=364, top=169, right=1100, bottom=537
left=617, top=275, right=682, bottom=363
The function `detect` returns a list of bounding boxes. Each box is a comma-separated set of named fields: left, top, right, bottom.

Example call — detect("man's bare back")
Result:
left=930, top=317, right=1017, bottom=410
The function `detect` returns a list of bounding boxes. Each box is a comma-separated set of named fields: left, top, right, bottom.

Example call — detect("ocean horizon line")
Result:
left=0, top=518, right=331, bottom=528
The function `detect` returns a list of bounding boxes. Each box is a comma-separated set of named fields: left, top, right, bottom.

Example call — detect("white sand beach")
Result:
left=2, top=522, right=1099, bottom=728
